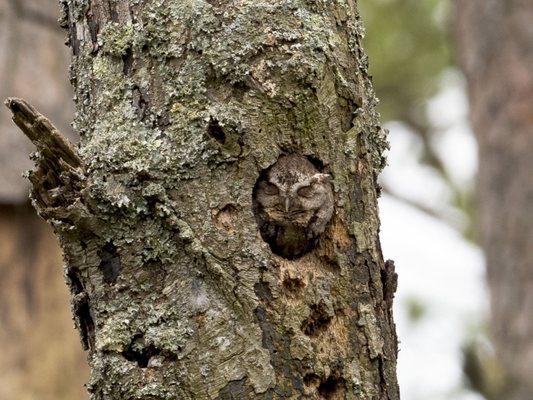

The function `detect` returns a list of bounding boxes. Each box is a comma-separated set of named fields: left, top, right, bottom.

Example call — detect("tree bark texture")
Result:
left=13, top=1, right=398, bottom=398
left=456, top=1, right=533, bottom=398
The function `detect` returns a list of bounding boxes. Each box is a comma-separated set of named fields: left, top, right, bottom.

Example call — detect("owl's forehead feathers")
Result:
left=267, top=154, right=318, bottom=186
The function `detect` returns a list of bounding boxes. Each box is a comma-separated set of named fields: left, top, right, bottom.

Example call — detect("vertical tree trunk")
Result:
left=8, top=0, right=399, bottom=398
left=456, top=1, right=533, bottom=399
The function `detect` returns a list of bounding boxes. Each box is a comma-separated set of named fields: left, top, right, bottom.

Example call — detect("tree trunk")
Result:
left=8, top=0, right=399, bottom=398
left=456, top=1, right=533, bottom=399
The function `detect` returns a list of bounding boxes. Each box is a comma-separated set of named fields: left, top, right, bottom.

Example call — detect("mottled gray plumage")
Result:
left=253, top=154, right=334, bottom=259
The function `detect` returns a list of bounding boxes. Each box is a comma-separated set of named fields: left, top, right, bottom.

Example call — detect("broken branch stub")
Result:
left=4, top=97, right=85, bottom=214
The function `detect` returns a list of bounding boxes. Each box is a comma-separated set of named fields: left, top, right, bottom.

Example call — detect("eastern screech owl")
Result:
left=253, top=154, right=334, bottom=259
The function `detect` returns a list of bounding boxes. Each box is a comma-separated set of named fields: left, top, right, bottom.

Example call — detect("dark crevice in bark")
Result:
left=378, top=356, right=391, bottom=399
left=66, top=266, right=93, bottom=351
left=122, top=334, right=178, bottom=368
left=381, top=259, right=398, bottom=314
left=98, top=242, right=121, bottom=284
left=122, top=47, right=134, bottom=75
left=306, top=154, right=327, bottom=172
left=68, top=22, right=80, bottom=56
left=86, top=10, right=100, bottom=52
left=231, top=80, right=251, bottom=99
left=122, top=342, right=159, bottom=368
left=318, top=374, right=346, bottom=399
left=301, top=301, right=333, bottom=337
left=73, top=292, right=95, bottom=351
left=282, top=275, right=305, bottom=295
left=107, top=0, right=119, bottom=22
left=66, top=267, right=84, bottom=294
left=132, top=86, right=148, bottom=121
left=207, top=118, right=226, bottom=144
left=303, top=372, right=346, bottom=399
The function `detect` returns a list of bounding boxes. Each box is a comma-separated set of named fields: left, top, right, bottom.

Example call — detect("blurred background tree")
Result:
left=360, top=1, right=492, bottom=399
left=456, top=0, right=533, bottom=399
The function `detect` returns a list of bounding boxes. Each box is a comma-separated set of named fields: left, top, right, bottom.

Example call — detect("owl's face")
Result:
left=253, top=154, right=334, bottom=258
left=255, top=156, right=332, bottom=227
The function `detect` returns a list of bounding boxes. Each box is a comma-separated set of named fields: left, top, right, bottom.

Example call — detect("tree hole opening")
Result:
left=252, top=154, right=334, bottom=260
left=207, top=118, right=226, bottom=144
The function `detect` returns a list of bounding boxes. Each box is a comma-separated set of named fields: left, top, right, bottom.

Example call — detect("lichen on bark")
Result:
left=11, top=0, right=399, bottom=398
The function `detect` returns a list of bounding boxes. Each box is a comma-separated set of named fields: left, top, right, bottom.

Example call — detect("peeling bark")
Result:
left=7, top=0, right=398, bottom=398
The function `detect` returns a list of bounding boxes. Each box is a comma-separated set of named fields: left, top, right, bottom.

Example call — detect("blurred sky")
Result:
left=379, top=71, right=488, bottom=400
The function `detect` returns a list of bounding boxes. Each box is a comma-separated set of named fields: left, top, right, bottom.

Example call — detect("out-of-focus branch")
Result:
left=402, top=114, right=476, bottom=241
left=381, top=183, right=448, bottom=221
left=403, top=115, right=455, bottom=186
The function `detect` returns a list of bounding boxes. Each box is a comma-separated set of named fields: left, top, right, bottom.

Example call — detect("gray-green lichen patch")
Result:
left=99, top=22, right=135, bottom=57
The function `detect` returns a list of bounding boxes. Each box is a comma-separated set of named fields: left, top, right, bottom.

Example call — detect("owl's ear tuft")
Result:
left=311, top=173, right=331, bottom=184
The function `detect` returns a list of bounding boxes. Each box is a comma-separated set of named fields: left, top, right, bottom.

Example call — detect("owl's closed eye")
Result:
left=297, top=185, right=314, bottom=198
left=261, top=182, right=279, bottom=196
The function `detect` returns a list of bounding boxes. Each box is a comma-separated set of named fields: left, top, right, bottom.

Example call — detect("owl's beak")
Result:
left=284, top=197, right=290, bottom=213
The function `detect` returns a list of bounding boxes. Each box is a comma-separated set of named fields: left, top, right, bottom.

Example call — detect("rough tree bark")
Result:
left=7, top=1, right=398, bottom=398
left=456, top=1, right=533, bottom=399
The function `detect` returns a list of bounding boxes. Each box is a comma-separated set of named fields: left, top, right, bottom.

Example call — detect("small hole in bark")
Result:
left=282, top=276, right=305, bottom=294
left=318, top=375, right=346, bottom=399
left=98, top=242, right=121, bottom=284
left=207, top=118, right=226, bottom=144
left=123, top=342, right=159, bottom=368
left=122, top=334, right=177, bottom=368
left=232, top=80, right=249, bottom=92
left=301, top=302, right=332, bottom=337
left=135, top=169, right=151, bottom=183
left=304, top=373, right=321, bottom=387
